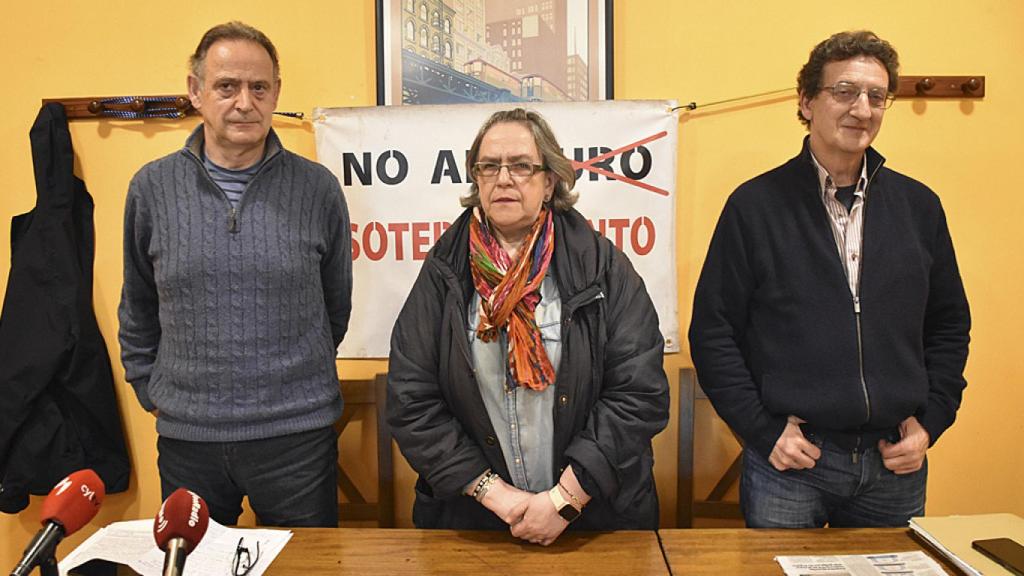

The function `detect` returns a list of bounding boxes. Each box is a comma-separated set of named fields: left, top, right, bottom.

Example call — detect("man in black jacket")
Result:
left=689, top=31, right=970, bottom=528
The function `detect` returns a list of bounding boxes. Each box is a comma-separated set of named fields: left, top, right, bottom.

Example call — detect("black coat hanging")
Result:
left=0, top=103, right=130, bottom=512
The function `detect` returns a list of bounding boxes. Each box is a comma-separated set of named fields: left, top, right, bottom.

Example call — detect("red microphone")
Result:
left=153, top=488, right=209, bottom=576
left=10, top=469, right=105, bottom=576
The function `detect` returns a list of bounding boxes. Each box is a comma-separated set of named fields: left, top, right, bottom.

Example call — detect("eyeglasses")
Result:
left=471, top=162, right=546, bottom=181
left=819, top=81, right=895, bottom=109
left=232, top=537, right=261, bottom=576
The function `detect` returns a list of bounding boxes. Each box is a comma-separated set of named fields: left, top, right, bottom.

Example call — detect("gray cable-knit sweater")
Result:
left=118, top=127, right=351, bottom=442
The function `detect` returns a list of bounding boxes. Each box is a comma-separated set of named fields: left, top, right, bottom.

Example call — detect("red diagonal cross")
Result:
left=571, top=131, right=670, bottom=197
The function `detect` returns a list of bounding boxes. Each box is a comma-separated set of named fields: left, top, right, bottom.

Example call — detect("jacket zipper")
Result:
left=853, top=295, right=869, bottom=423
left=443, top=268, right=474, bottom=371
left=554, top=284, right=604, bottom=467
left=184, top=147, right=279, bottom=233
left=563, top=285, right=605, bottom=325
left=853, top=295, right=867, bottom=465
left=851, top=160, right=884, bottom=464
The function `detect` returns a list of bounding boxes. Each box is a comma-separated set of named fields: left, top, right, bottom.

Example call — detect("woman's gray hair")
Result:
left=461, top=108, right=578, bottom=211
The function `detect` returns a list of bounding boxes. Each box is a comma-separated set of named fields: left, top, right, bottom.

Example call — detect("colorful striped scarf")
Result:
left=469, top=207, right=556, bottom=391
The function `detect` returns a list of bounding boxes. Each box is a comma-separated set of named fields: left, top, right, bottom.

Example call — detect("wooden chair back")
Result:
left=677, top=367, right=743, bottom=527
left=335, top=373, right=394, bottom=527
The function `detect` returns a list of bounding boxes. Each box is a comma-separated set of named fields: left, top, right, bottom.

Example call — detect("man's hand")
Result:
left=508, top=491, right=569, bottom=546
left=768, top=415, right=821, bottom=471
left=478, top=478, right=532, bottom=525
left=879, top=416, right=930, bottom=474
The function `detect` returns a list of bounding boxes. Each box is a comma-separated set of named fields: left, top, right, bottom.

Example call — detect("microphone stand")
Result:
left=10, top=523, right=61, bottom=576
left=38, top=555, right=58, bottom=576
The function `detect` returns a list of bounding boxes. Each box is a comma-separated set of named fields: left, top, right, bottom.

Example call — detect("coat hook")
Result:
left=897, top=76, right=985, bottom=99
left=961, top=77, right=981, bottom=95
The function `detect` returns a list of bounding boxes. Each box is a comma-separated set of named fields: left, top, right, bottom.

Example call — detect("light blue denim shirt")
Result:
left=468, top=273, right=561, bottom=492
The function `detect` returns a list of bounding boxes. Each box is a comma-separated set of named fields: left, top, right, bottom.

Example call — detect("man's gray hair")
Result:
left=189, top=21, right=280, bottom=80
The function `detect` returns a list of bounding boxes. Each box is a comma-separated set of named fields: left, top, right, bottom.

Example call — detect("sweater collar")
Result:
left=809, top=149, right=869, bottom=203
left=797, top=135, right=886, bottom=188
left=183, top=124, right=283, bottom=165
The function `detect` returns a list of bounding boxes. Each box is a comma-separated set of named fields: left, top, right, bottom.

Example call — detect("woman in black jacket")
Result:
left=387, top=108, right=668, bottom=545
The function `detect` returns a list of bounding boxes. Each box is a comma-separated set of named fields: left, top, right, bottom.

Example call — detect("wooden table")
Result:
left=268, top=528, right=669, bottom=575
left=659, top=528, right=961, bottom=575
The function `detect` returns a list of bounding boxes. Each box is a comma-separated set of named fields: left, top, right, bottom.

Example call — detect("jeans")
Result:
left=157, top=426, right=338, bottom=527
left=740, top=431, right=926, bottom=528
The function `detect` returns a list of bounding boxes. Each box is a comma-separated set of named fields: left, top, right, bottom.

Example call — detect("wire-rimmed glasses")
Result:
left=232, top=537, right=261, bottom=576
left=471, top=162, right=546, bottom=181
left=819, top=81, right=895, bottom=109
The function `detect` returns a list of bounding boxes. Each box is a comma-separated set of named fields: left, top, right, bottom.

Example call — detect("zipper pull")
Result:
left=853, top=295, right=861, bottom=314
left=852, top=450, right=859, bottom=464
left=228, top=207, right=238, bottom=232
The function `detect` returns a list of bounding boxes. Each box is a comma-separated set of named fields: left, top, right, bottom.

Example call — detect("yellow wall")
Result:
left=2, top=0, right=1021, bottom=567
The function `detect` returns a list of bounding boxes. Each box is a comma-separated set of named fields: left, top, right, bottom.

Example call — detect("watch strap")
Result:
left=548, top=486, right=581, bottom=522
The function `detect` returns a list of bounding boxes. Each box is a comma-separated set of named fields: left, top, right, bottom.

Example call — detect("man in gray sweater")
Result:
left=118, top=21, right=352, bottom=527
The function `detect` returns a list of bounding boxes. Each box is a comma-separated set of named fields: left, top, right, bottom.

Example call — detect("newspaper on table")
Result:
left=775, top=550, right=949, bottom=576
left=58, top=518, right=292, bottom=576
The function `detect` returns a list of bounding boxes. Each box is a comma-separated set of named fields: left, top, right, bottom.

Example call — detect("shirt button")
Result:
left=559, top=395, right=569, bottom=406
left=510, top=423, right=516, bottom=429
left=485, top=435, right=497, bottom=446
left=515, top=458, right=521, bottom=464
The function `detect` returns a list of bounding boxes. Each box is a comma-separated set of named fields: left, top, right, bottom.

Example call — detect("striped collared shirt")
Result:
left=810, top=153, right=868, bottom=296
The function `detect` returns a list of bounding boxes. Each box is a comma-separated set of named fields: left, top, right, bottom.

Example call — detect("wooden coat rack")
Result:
left=43, top=95, right=195, bottom=119
left=899, top=75, right=985, bottom=98
left=676, top=75, right=986, bottom=112
left=44, top=76, right=985, bottom=119
left=40, top=95, right=304, bottom=120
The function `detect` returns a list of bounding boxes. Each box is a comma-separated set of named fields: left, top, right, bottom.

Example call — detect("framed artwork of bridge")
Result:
left=376, top=0, right=613, bottom=105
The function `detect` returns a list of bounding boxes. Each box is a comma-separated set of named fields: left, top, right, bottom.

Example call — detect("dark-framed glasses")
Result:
left=471, top=162, right=546, bottom=181
left=232, top=537, right=261, bottom=576
left=820, top=81, right=895, bottom=109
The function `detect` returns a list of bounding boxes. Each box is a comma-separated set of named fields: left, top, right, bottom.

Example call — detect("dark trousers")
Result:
left=157, top=426, right=338, bottom=527
left=740, top=433, right=927, bottom=528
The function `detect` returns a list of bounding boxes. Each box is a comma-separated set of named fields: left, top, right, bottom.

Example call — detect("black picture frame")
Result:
left=375, top=0, right=613, bottom=105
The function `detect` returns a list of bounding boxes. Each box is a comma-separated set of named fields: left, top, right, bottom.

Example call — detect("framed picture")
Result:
left=376, top=0, right=613, bottom=105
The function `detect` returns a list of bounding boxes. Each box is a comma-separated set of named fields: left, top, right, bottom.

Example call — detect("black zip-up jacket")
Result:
left=0, top=104, right=130, bottom=512
left=387, top=207, right=669, bottom=530
left=689, top=138, right=970, bottom=460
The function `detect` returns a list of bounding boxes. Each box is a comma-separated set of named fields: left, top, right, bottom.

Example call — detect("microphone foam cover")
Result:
left=153, top=488, right=210, bottom=552
left=39, top=469, right=105, bottom=535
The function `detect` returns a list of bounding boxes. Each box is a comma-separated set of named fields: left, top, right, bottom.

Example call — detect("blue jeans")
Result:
left=157, top=426, right=338, bottom=527
left=740, top=432, right=926, bottom=528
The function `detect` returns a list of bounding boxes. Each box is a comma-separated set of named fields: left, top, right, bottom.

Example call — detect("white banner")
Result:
left=313, top=100, right=678, bottom=358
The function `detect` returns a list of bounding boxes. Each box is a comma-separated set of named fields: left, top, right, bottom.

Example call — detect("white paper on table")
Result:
left=58, top=518, right=292, bottom=576
left=775, top=550, right=949, bottom=576
left=907, top=524, right=981, bottom=576
left=907, top=514, right=1024, bottom=576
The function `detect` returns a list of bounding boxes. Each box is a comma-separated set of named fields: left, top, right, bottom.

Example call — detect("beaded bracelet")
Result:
left=471, top=470, right=497, bottom=501
left=474, top=472, right=499, bottom=502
